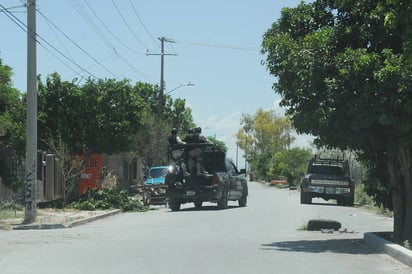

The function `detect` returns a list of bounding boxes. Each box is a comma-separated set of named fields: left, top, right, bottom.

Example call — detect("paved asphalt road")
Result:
left=0, top=181, right=410, bottom=274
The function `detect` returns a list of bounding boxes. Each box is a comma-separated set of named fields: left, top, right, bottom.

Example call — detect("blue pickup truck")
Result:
left=165, top=143, right=248, bottom=211
left=142, top=166, right=169, bottom=206
left=145, top=166, right=168, bottom=185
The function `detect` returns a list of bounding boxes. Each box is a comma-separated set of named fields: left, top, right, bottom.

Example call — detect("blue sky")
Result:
left=0, top=0, right=313, bottom=167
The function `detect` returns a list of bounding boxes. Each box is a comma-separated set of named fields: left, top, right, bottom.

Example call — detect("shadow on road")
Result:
left=261, top=239, right=378, bottom=255
left=309, top=202, right=339, bottom=206
left=168, top=205, right=239, bottom=212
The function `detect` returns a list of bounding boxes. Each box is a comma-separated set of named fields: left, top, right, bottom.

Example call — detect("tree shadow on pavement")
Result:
left=170, top=205, right=239, bottom=212
left=261, top=239, right=378, bottom=255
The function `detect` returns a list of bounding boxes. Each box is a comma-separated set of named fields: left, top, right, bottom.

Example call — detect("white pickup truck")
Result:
left=300, top=156, right=354, bottom=206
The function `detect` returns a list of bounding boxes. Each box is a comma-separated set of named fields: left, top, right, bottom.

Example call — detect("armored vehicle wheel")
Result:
left=169, top=198, right=181, bottom=211
left=194, top=201, right=203, bottom=209
left=217, top=187, right=229, bottom=209
left=238, top=188, right=247, bottom=207
left=300, top=190, right=312, bottom=204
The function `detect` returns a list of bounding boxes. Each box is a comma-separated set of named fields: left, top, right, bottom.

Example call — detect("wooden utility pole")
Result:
left=24, top=0, right=37, bottom=223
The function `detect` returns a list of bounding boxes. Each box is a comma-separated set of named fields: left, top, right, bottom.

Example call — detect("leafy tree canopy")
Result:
left=0, top=57, right=25, bottom=190
left=261, top=0, right=412, bottom=243
left=270, top=147, right=312, bottom=186
left=207, top=136, right=228, bottom=153
left=38, top=73, right=147, bottom=155
left=236, top=108, right=295, bottom=180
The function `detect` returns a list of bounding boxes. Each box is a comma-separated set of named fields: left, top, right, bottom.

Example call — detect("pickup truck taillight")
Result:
left=213, top=174, right=220, bottom=187
left=308, top=175, right=312, bottom=183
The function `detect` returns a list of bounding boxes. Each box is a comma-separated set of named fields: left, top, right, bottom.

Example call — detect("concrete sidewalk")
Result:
left=1, top=209, right=121, bottom=230
left=364, top=232, right=412, bottom=268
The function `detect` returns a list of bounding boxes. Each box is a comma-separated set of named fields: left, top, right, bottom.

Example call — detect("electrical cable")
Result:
left=37, top=7, right=118, bottom=78
left=0, top=4, right=26, bottom=13
left=82, top=0, right=146, bottom=56
left=70, top=0, right=116, bottom=54
left=128, top=0, right=159, bottom=48
left=80, top=0, right=147, bottom=77
left=174, top=39, right=257, bottom=51
left=111, top=0, right=149, bottom=51
left=0, top=3, right=98, bottom=79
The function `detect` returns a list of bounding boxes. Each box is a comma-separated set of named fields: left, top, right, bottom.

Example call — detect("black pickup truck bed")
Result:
left=165, top=143, right=248, bottom=211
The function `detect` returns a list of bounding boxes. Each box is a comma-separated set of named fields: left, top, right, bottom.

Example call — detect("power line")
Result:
left=111, top=0, right=149, bottom=51
left=128, top=0, right=159, bottom=48
left=0, top=3, right=98, bottom=79
left=0, top=4, right=26, bottom=13
left=0, top=3, right=27, bottom=33
left=43, top=11, right=74, bottom=61
left=70, top=0, right=117, bottom=54
left=70, top=0, right=148, bottom=78
left=70, top=0, right=151, bottom=79
left=80, top=0, right=151, bottom=78
left=36, top=7, right=118, bottom=78
left=174, top=39, right=257, bottom=51
left=2, top=1, right=150, bottom=83
left=83, top=0, right=146, bottom=56
left=146, top=37, right=178, bottom=112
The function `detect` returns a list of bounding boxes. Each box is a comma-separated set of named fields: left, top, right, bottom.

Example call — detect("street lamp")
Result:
left=165, top=82, right=195, bottom=96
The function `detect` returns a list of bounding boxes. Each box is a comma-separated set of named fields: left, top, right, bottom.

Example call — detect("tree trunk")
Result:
left=387, top=153, right=404, bottom=244
left=392, top=189, right=405, bottom=244
left=403, top=192, right=412, bottom=244
left=398, top=145, right=412, bottom=244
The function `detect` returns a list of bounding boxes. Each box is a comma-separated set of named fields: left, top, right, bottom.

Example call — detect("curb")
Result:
left=12, top=209, right=122, bottom=230
left=364, top=232, right=412, bottom=267
left=65, top=209, right=122, bottom=228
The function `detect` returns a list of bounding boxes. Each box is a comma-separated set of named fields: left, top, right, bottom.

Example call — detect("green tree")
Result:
left=132, top=111, right=170, bottom=167
left=38, top=74, right=147, bottom=156
left=270, top=148, right=312, bottom=186
left=261, top=0, right=412, bottom=243
left=131, top=82, right=195, bottom=167
left=0, top=58, right=25, bottom=191
left=236, top=108, right=295, bottom=180
left=165, top=96, right=195, bottom=134
left=38, top=74, right=148, bottom=200
left=207, top=136, right=228, bottom=153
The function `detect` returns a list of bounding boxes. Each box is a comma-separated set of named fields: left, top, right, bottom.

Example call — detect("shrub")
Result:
left=68, top=189, right=149, bottom=212
left=355, top=184, right=374, bottom=206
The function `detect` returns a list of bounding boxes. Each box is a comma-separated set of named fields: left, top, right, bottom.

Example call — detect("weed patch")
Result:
left=68, top=189, right=149, bottom=212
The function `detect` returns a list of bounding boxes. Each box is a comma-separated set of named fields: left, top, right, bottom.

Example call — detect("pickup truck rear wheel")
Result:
left=300, top=190, right=312, bottom=204
left=347, top=194, right=354, bottom=206
left=217, top=187, right=229, bottom=209
left=194, top=201, right=203, bottom=209
left=169, top=198, right=181, bottom=211
left=238, top=188, right=247, bottom=207
left=344, top=194, right=354, bottom=207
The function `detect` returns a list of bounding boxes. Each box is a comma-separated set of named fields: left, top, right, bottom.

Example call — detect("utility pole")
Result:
left=24, top=0, right=37, bottom=223
left=147, top=37, right=177, bottom=113
left=159, top=37, right=165, bottom=103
